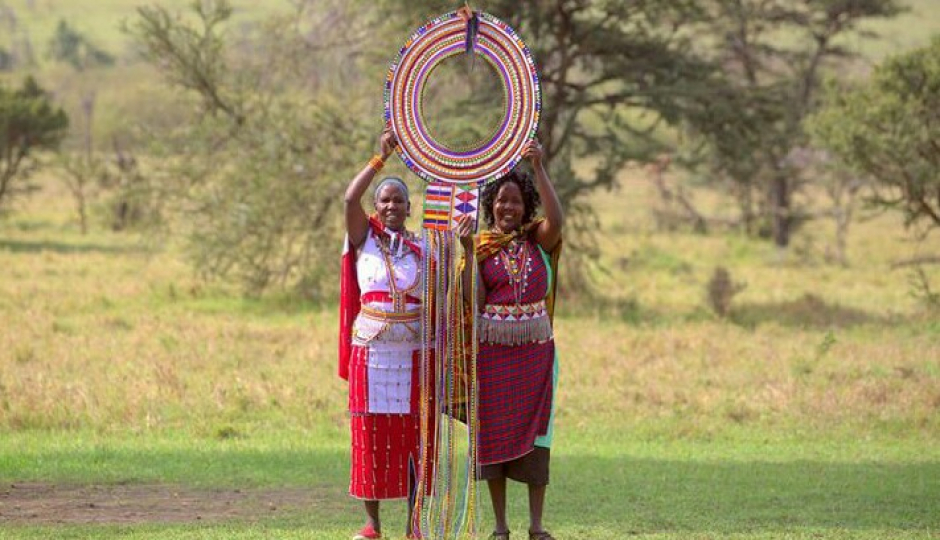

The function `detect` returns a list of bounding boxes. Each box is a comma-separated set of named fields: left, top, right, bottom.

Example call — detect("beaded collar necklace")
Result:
left=497, top=238, right=531, bottom=304
left=374, top=229, right=419, bottom=312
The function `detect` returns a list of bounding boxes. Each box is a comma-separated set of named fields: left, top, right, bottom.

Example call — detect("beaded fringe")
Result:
left=478, top=316, right=552, bottom=346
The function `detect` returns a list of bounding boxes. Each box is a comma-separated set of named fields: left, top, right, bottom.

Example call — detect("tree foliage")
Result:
left=381, top=0, right=901, bottom=264
left=681, top=0, right=903, bottom=247
left=0, top=76, right=69, bottom=209
left=126, top=0, right=377, bottom=298
left=808, top=35, right=940, bottom=232
left=47, top=19, right=115, bottom=70
left=123, top=0, right=912, bottom=298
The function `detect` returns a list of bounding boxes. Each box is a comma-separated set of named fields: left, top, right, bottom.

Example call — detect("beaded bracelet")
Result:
left=368, top=154, right=385, bottom=172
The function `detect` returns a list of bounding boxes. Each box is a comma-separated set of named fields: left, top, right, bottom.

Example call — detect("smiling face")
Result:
left=374, top=184, right=409, bottom=231
left=492, top=181, right=526, bottom=233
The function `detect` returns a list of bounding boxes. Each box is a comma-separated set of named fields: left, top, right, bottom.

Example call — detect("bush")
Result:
left=706, top=266, right=746, bottom=318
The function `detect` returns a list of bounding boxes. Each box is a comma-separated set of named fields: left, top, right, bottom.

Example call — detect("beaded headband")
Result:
left=384, top=11, right=541, bottom=187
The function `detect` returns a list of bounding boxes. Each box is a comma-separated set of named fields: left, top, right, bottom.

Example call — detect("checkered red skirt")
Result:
left=477, top=339, right=554, bottom=465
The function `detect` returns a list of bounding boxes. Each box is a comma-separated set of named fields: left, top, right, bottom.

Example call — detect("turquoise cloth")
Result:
left=535, top=350, right=558, bottom=448
left=534, top=245, right=558, bottom=449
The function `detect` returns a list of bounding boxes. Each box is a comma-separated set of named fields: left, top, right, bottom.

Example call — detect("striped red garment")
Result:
left=477, top=339, right=554, bottom=464
left=476, top=237, right=554, bottom=465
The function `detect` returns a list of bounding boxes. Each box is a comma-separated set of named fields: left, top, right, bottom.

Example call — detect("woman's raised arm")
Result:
left=344, top=125, right=398, bottom=246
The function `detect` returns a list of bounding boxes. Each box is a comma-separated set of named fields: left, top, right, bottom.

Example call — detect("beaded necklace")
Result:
left=374, top=229, right=419, bottom=313
left=497, top=238, right=531, bottom=304
left=376, top=229, right=413, bottom=263
left=414, top=229, right=482, bottom=538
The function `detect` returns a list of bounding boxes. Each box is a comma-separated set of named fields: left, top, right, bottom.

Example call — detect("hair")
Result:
left=373, top=176, right=410, bottom=203
left=480, top=168, right=541, bottom=229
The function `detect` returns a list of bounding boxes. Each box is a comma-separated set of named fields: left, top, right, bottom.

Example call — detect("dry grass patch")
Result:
left=1, top=174, right=937, bottom=443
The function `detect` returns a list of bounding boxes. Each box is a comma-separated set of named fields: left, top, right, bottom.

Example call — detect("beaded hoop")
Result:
left=385, top=11, right=541, bottom=186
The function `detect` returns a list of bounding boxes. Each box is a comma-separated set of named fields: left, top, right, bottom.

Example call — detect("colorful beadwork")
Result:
left=422, top=181, right=480, bottom=231
left=385, top=11, right=541, bottom=186
left=397, top=10, right=542, bottom=538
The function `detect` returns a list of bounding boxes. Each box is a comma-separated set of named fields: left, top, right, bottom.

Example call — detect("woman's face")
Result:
left=375, top=184, right=409, bottom=231
left=492, top=181, right=525, bottom=233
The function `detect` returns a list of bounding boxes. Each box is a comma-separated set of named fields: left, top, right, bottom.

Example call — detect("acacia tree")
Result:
left=126, top=0, right=377, bottom=298
left=808, top=36, right=940, bottom=234
left=684, top=0, right=903, bottom=247
left=128, top=0, right=718, bottom=296
left=0, top=76, right=69, bottom=210
left=381, top=0, right=903, bottom=260
left=48, top=19, right=119, bottom=234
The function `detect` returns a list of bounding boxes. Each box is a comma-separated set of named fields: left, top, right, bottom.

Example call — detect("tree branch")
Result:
left=890, top=256, right=940, bottom=269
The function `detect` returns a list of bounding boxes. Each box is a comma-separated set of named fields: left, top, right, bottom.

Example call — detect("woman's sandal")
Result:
left=528, top=531, right=555, bottom=540
left=490, top=531, right=510, bottom=540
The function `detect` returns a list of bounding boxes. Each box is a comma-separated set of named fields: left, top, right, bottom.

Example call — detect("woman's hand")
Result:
left=521, top=139, right=545, bottom=169
left=455, top=214, right=476, bottom=251
left=380, top=124, right=398, bottom=160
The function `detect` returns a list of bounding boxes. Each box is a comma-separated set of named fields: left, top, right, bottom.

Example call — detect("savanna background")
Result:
left=0, top=0, right=938, bottom=539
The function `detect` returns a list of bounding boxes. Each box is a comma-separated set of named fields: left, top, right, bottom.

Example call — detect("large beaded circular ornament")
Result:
left=385, top=11, right=541, bottom=186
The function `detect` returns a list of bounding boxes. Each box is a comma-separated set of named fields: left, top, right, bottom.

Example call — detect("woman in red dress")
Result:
left=339, top=126, right=430, bottom=540
left=457, top=139, right=563, bottom=540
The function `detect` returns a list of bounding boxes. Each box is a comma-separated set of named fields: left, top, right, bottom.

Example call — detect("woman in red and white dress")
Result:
left=339, top=126, right=431, bottom=540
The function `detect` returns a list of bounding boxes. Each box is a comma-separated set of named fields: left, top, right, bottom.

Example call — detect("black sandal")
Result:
left=529, top=531, right=555, bottom=540
left=490, top=531, right=510, bottom=540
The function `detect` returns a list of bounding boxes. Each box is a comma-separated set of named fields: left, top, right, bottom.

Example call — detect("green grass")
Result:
left=845, top=0, right=940, bottom=61
left=1, top=431, right=937, bottom=539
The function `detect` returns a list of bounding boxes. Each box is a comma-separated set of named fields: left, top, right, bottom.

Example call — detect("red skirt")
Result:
left=348, top=344, right=434, bottom=500
left=477, top=339, right=554, bottom=465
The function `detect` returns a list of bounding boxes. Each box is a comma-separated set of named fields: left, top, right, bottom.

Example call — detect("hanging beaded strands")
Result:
left=384, top=5, right=541, bottom=539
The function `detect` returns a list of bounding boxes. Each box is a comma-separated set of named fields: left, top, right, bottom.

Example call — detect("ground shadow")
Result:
left=550, top=454, right=939, bottom=534
left=1, top=446, right=937, bottom=534
left=0, top=239, right=142, bottom=255
left=730, top=293, right=898, bottom=329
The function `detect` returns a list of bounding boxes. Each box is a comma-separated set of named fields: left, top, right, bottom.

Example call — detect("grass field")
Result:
left=2, top=0, right=281, bottom=53
left=1, top=1, right=940, bottom=538
left=1, top=169, right=938, bottom=538
left=1, top=430, right=937, bottom=539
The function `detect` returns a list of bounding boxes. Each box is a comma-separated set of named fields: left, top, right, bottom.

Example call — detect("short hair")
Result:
left=480, top=168, right=541, bottom=229
left=373, top=176, right=410, bottom=203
